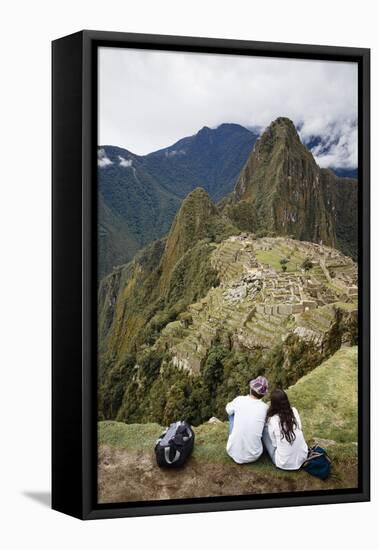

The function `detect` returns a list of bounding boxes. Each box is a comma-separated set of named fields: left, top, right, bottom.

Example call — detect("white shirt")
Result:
left=225, top=395, right=268, bottom=464
left=266, top=407, right=308, bottom=470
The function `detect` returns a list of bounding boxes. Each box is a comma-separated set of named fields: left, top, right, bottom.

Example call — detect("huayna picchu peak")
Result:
left=222, top=117, right=357, bottom=260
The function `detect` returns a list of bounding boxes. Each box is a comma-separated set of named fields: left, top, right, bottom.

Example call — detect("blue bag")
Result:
left=302, top=444, right=331, bottom=480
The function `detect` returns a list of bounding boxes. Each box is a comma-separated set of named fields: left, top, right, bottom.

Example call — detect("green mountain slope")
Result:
left=98, top=189, right=237, bottom=393
left=158, top=188, right=236, bottom=292
left=98, top=124, right=258, bottom=277
left=143, top=123, right=259, bottom=201
left=98, top=147, right=180, bottom=278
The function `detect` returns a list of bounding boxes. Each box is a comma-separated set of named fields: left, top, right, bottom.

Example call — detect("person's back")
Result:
left=266, top=407, right=308, bottom=470
left=225, top=376, right=269, bottom=464
left=263, top=389, right=308, bottom=470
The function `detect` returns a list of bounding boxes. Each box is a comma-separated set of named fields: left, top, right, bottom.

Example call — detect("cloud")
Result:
left=165, top=149, right=186, bottom=158
left=99, top=48, right=358, bottom=169
left=301, top=119, right=358, bottom=170
left=298, top=117, right=358, bottom=169
left=118, top=156, right=133, bottom=167
left=97, top=148, right=113, bottom=167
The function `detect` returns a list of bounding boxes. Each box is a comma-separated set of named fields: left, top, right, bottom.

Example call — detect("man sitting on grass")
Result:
left=225, top=376, right=268, bottom=464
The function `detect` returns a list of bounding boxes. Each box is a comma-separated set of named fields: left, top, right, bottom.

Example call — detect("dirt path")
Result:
left=98, top=445, right=358, bottom=504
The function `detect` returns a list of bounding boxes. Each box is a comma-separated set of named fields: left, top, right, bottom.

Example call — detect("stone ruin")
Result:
left=161, top=235, right=359, bottom=371
left=216, top=236, right=359, bottom=323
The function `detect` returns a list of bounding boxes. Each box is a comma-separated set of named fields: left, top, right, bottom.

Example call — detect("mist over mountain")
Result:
left=302, top=133, right=358, bottom=179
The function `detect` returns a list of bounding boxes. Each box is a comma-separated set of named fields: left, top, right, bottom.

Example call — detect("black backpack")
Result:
left=154, top=421, right=195, bottom=468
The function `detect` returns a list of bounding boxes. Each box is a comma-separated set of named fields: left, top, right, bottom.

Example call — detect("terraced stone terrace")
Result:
left=159, top=236, right=358, bottom=374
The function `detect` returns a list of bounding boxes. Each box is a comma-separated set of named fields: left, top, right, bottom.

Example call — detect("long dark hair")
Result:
left=267, top=389, right=298, bottom=444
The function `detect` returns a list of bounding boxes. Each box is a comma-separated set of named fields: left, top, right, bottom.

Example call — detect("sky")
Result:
left=98, top=47, right=358, bottom=170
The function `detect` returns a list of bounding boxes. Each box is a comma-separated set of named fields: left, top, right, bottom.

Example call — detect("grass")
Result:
left=297, top=304, right=335, bottom=332
left=287, top=346, right=358, bottom=444
left=99, top=421, right=162, bottom=451
left=254, top=240, right=308, bottom=273
left=335, top=301, right=358, bottom=312
left=98, top=346, right=358, bottom=475
left=255, top=249, right=300, bottom=272
left=254, top=245, right=354, bottom=304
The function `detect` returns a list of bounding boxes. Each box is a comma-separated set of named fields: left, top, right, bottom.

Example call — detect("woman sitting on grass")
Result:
left=263, top=389, right=308, bottom=470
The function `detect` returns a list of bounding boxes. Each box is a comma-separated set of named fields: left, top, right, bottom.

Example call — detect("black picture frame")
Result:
left=52, top=30, right=370, bottom=520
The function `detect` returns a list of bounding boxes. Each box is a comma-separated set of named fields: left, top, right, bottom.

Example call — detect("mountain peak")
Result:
left=272, top=116, right=296, bottom=128
left=159, top=187, right=236, bottom=290
left=216, top=122, right=252, bottom=133
left=163, top=187, right=218, bottom=255
left=196, top=123, right=252, bottom=138
left=182, top=186, right=214, bottom=205
left=198, top=126, right=212, bottom=134
left=231, top=116, right=336, bottom=246
left=234, top=117, right=314, bottom=202
left=259, top=117, right=301, bottom=148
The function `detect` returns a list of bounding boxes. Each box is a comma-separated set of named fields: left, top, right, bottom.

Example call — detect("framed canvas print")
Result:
left=52, top=30, right=370, bottom=520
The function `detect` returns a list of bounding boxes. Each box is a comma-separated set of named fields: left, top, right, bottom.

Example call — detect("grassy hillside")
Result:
left=98, top=347, right=358, bottom=503
left=287, top=346, right=358, bottom=443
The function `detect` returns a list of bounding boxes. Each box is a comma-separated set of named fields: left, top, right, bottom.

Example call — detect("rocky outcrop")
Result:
left=320, top=168, right=358, bottom=259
